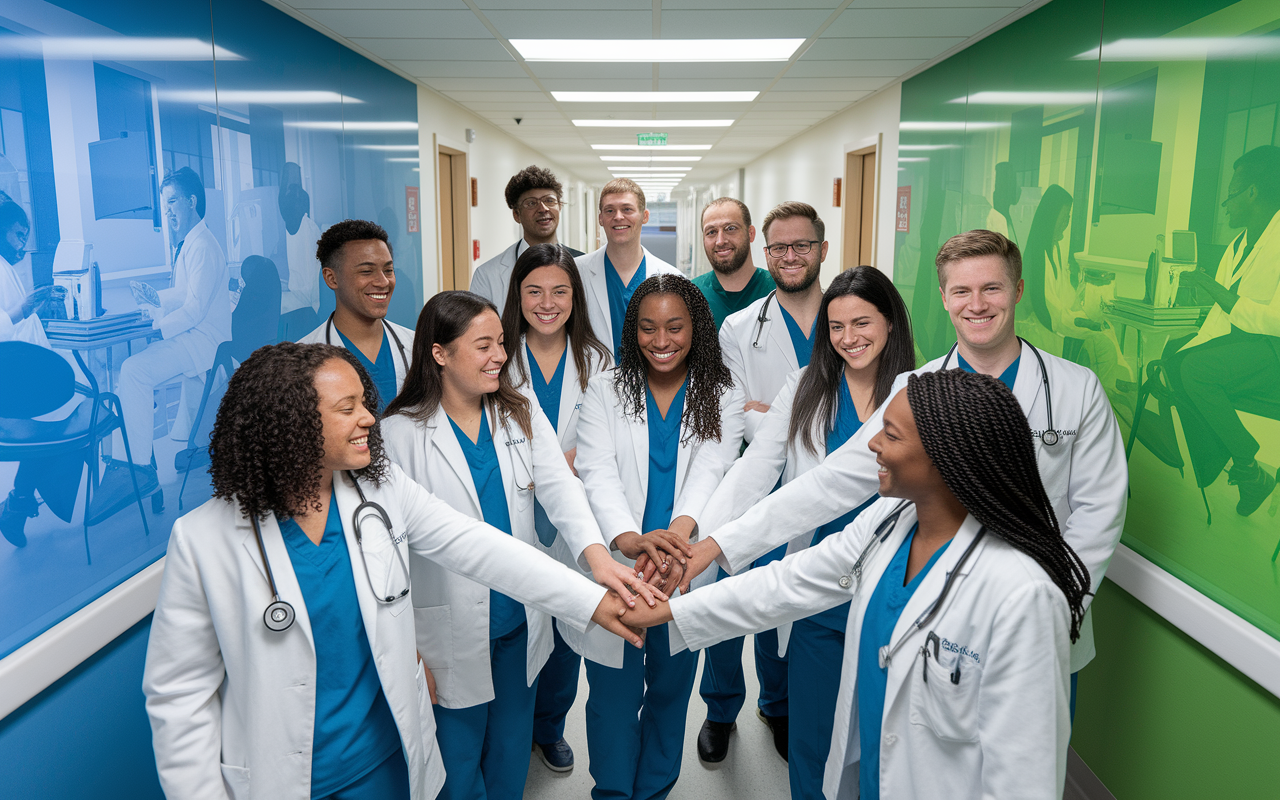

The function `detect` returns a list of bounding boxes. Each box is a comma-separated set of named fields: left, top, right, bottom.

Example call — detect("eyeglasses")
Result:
left=1220, top=185, right=1251, bottom=208
left=518, top=196, right=564, bottom=211
left=765, top=240, right=821, bottom=258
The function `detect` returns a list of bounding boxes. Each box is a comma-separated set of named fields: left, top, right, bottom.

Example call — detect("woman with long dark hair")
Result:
left=574, top=273, right=744, bottom=800
left=690, top=265, right=914, bottom=799
left=623, top=369, right=1090, bottom=800
left=499, top=243, right=612, bottom=771
left=381, top=291, right=663, bottom=800
left=143, top=342, right=638, bottom=800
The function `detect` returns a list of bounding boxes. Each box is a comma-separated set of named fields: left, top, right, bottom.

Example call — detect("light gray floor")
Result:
left=523, top=638, right=792, bottom=799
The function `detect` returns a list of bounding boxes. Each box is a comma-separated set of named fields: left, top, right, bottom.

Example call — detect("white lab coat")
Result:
left=719, top=291, right=803, bottom=442
left=469, top=239, right=525, bottom=311
left=706, top=340, right=1127, bottom=672
left=0, top=257, right=46, bottom=345
left=380, top=402, right=609, bottom=709
left=670, top=501, right=1072, bottom=800
left=280, top=214, right=322, bottom=315
left=1182, top=211, right=1280, bottom=350
left=298, top=316, right=416, bottom=395
left=155, top=218, right=233, bottom=378
left=571, top=369, right=746, bottom=666
left=574, top=246, right=679, bottom=354
left=142, top=465, right=607, bottom=800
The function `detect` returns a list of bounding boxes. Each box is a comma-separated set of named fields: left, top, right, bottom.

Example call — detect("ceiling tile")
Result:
left=757, top=90, right=870, bottom=103
left=657, top=62, right=783, bottom=79
left=288, top=0, right=465, bottom=9
left=652, top=79, right=770, bottom=91
left=528, top=63, right=651, bottom=79
left=848, top=0, right=1025, bottom=7
left=426, top=77, right=542, bottom=91
left=659, top=10, right=832, bottom=37
left=347, top=38, right=509, bottom=61
left=304, top=9, right=492, bottom=38
left=771, top=76, right=892, bottom=91
left=475, top=0, right=646, bottom=7
left=804, top=36, right=965, bottom=60
left=439, top=91, right=550, bottom=104
left=787, top=58, right=924, bottom=77
left=662, top=0, right=842, bottom=8
left=484, top=10, right=653, bottom=39
left=538, top=79, right=663, bottom=91
left=393, top=60, right=528, bottom=78
left=823, top=7, right=1014, bottom=38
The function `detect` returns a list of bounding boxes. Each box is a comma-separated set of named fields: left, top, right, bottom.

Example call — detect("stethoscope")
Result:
left=939, top=337, right=1059, bottom=446
left=750, top=290, right=777, bottom=349
left=324, top=314, right=409, bottom=372
left=251, top=471, right=412, bottom=632
left=837, top=501, right=988, bottom=669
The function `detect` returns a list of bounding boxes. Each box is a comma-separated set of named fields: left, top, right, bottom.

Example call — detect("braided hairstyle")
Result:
left=613, top=273, right=733, bottom=443
left=906, top=369, right=1090, bottom=641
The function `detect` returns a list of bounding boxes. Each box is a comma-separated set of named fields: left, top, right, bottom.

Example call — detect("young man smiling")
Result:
left=575, top=178, right=679, bottom=358
left=692, top=197, right=775, bottom=328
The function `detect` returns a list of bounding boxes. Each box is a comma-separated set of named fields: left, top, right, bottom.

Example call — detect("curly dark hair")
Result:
left=504, top=165, right=563, bottom=209
left=906, top=369, right=1090, bottom=641
left=209, top=342, right=389, bottom=521
left=315, top=219, right=393, bottom=273
left=613, top=273, right=733, bottom=443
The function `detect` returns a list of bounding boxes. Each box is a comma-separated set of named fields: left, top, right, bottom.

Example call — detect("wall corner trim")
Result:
left=0, top=558, right=164, bottom=719
left=1106, top=544, right=1280, bottom=698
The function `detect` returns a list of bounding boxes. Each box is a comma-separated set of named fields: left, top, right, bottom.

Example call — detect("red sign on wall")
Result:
left=406, top=186, right=420, bottom=234
left=895, top=186, right=911, bottom=233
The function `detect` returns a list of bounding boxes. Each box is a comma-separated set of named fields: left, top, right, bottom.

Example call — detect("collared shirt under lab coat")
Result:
left=570, top=368, right=746, bottom=667
left=155, top=218, right=233, bottom=378
left=142, top=465, right=608, bottom=800
left=298, top=317, right=416, bottom=395
left=719, top=292, right=804, bottom=443
left=574, top=245, right=679, bottom=357
left=669, top=501, right=1072, bottom=800
left=702, top=340, right=1127, bottom=673
left=380, top=402, right=609, bottom=709
left=1182, top=211, right=1280, bottom=351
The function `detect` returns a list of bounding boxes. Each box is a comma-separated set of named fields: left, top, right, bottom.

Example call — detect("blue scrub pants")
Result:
left=533, top=621, right=581, bottom=745
left=584, top=623, right=699, bottom=800
left=787, top=611, right=848, bottom=800
left=434, top=623, right=537, bottom=800
left=318, top=748, right=410, bottom=800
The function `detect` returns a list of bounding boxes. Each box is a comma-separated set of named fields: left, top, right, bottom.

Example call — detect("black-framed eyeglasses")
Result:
left=765, top=240, right=821, bottom=258
left=1221, top=185, right=1251, bottom=208
left=518, top=196, right=564, bottom=211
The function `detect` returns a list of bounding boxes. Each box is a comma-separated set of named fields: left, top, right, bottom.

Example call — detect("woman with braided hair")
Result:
left=623, top=368, right=1088, bottom=800
left=574, top=273, right=746, bottom=800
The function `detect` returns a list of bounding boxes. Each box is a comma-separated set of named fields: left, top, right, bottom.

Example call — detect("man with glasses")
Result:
left=470, top=165, right=582, bottom=310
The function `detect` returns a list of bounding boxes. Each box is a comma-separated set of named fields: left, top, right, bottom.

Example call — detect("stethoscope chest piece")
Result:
left=1041, top=429, right=1060, bottom=446
left=264, top=599, right=296, bottom=632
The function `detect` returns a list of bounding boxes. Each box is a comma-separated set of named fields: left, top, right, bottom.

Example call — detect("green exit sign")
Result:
left=637, top=133, right=668, bottom=146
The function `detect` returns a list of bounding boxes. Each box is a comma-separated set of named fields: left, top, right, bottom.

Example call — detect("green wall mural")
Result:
left=895, top=0, right=1280, bottom=641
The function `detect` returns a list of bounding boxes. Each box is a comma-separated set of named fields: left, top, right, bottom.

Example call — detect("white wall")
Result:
left=706, top=84, right=902, bottom=286
left=415, top=86, right=591, bottom=299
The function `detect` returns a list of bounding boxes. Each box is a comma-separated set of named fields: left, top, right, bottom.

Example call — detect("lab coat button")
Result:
left=838, top=575, right=852, bottom=589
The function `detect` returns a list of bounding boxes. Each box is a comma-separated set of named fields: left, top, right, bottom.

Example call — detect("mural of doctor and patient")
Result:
left=0, top=0, right=422, bottom=659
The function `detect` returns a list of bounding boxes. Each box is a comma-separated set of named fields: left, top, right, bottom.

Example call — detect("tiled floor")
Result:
left=523, top=637, right=792, bottom=799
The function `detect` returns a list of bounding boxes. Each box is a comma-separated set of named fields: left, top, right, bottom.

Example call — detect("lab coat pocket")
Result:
left=220, top=763, right=250, bottom=800
left=909, top=652, right=982, bottom=743
left=413, top=605, right=454, bottom=670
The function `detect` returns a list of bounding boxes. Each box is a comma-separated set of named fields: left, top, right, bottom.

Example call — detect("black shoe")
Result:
left=696, top=719, right=735, bottom=763
left=533, top=737, right=574, bottom=772
left=756, top=708, right=788, bottom=761
left=1230, top=462, right=1278, bottom=517
left=88, top=462, right=159, bottom=525
left=1, top=491, right=39, bottom=547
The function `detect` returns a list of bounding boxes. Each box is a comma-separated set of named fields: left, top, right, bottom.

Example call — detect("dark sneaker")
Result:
left=1, top=491, right=39, bottom=547
left=1230, top=462, right=1278, bottom=517
left=533, top=737, right=574, bottom=773
left=88, top=461, right=159, bottom=525
left=696, top=719, right=735, bottom=763
left=756, top=708, right=789, bottom=761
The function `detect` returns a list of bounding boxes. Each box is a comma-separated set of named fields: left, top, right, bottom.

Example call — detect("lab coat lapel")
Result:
left=332, top=472, right=382, bottom=649
left=239, top=507, right=316, bottom=653
left=767, top=307, right=801, bottom=371
left=1011, top=339, right=1043, bottom=422
left=631, top=394, right=650, bottom=499
left=558, top=351, right=583, bottom=451
left=584, top=252, right=612, bottom=348
left=428, top=407, right=483, bottom=514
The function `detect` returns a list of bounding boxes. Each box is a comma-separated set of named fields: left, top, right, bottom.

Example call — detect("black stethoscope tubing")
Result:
left=751, top=290, right=777, bottom=349
left=939, top=337, right=1059, bottom=446
left=324, top=314, right=409, bottom=372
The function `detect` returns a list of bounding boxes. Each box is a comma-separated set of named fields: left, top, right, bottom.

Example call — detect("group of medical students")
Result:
left=142, top=171, right=1128, bottom=800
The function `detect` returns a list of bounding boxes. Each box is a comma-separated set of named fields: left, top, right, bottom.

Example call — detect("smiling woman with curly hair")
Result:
left=142, top=341, right=641, bottom=800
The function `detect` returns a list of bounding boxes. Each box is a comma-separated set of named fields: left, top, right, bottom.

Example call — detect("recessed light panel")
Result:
left=554, top=92, right=756, bottom=103
left=511, top=39, right=803, bottom=62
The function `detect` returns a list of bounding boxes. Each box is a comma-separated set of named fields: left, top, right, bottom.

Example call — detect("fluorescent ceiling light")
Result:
left=574, top=120, right=733, bottom=128
left=898, top=144, right=958, bottom=151
left=386, top=158, right=420, bottom=163
left=162, top=90, right=359, bottom=105
left=511, top=39, right=803, bottom=62
left=898, top=121, right=1007, bottom=131
left=609, top=166, right=692, bottom=171
left=19, top=37, right=242, bottom=61
left=554, top=91, right=756, bottom=103
left=612, top=174, right=689, bottom=179
left=287, top=121, right=419, bottom=131
left=898, top=157, right=931, bottom=162
left=601, top=156, right=702, bottom=162
left=950, top=91, right=1095, bottom=106
left=1075, top=37, right=1280, bottom=62
left=355, top=145, right=420, bottom=151
left=592, top=144, right=712, bottom=150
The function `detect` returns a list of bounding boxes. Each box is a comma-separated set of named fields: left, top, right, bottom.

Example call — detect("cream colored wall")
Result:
left=705, top=84, right=902, bottom=285
left=416, top=85, right=591, bottom=298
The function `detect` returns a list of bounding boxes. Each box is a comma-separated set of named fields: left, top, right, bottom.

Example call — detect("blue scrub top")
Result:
left=777, top=303, right=816, bottom=367
left=278, top=493, right=402, bottom=798
left=605, top=253, right=646, bottom=357
left=528, top=344, right=567, bottom=546
left=856, top=524, right=950, bottom=800
left=641, top=379, right=688, bottom=534
left=337, top=327, right=398, bottom=414
left=809, top=378, right=879, bottom=630
left=957, top=351, right=1020, bottom=390
left=448, top=407, right=526, bottom=639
